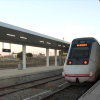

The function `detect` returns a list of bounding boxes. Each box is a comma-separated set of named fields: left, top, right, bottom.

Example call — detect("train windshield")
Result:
left=70, top=47, right=89, bottom=59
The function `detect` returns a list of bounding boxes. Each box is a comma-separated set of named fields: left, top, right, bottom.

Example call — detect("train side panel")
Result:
left=88, top=42, right=98, bottom=82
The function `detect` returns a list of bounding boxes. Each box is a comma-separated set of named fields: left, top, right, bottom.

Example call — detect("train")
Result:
left=62, top=37, right=100, bottom=83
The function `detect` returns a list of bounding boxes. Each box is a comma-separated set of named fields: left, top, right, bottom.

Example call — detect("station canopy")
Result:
left=0, top=22, right=70, bottom=50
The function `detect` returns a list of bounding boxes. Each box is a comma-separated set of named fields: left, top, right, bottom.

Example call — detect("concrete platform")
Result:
left=0, top=66, right=63, bottom=88
left=78, top=80, right=100, bottom=100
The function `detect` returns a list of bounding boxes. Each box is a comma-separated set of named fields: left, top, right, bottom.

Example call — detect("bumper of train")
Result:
left=65, top=74, right=89, bottom=83
left=62, top=65, right=91, bottom=83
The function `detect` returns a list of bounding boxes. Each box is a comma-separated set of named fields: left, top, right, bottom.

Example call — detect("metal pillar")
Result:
left=55, top=49, right=57, bottom=66
left=46, top=48, right=49, bottom=67
left=22, top=45, right=26, bottom=69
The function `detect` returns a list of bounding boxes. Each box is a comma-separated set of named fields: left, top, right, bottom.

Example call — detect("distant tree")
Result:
left=17, top=52, right=33, bottom=60
left=26, top=53, right=33, bottom=57
left=17, top=51, right=22, bottom=60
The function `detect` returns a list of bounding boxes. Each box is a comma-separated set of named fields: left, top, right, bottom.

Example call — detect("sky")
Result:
left=0, top=0, right=100, bottom=56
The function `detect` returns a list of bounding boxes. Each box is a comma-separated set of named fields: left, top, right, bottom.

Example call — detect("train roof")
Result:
left=72, top=37, right=99, bottom=43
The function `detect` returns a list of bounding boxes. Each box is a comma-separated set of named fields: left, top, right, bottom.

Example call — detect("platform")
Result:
left=78, top=80, right=100, bottom=100
left=0, top=66, right=63, bottom=88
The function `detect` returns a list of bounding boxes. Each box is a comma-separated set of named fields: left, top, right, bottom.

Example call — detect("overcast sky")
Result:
left=0, top=0, right=100, bottom=55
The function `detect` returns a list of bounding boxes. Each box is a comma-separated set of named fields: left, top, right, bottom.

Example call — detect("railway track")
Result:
left=42, top=84, right=94, bottom=100
left=23, top=81, right=70, bottom=100
left=21, top=82, right=93, bottom=100
left=0, top=74, right=95, bottom=100
left=0, top=75, right=69, bottom=100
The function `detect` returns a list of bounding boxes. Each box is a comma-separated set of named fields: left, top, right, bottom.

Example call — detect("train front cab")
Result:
left=63, top=38, right=100, bottom=83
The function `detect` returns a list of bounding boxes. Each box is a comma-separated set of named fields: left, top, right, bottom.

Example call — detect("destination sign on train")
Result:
left=76, top=44, right=87, bottom=47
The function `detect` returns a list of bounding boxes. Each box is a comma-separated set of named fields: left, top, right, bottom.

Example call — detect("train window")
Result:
left=70, top=47, right=89, bottom=59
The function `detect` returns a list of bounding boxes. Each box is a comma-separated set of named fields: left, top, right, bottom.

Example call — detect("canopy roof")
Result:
left=0, top=22, right=70, bottom=50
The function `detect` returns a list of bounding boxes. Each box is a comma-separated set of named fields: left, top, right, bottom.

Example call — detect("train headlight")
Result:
left=83, top=60, right=88, bottom=65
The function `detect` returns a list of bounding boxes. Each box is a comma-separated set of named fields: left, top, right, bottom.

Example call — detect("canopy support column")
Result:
left=22, top=45, right=26, bottom=69
left=55, top=49, right=57, bottom=66
left=46, top=48, right=49, bottom=67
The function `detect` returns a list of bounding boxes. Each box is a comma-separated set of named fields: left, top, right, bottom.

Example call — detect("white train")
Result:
left=62, top=37, right=100, bottom=83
